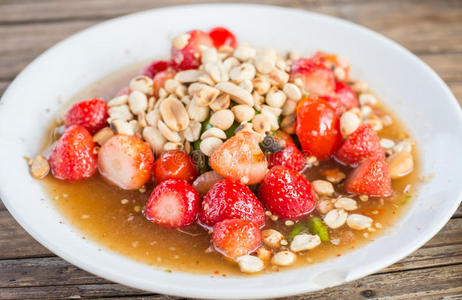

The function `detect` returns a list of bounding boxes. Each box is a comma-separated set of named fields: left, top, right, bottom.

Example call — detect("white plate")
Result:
left=0, top=4, right=461, bottom=299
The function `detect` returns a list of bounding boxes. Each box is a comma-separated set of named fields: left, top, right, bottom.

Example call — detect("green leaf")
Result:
left=308, top=217, right=329, bottom=242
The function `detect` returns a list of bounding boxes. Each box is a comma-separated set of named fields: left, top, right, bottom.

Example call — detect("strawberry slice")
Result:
left=290, top=58, right=336, bottom=96
left=210, top=131, right=267, bottom=185
left=208, top=27, right=237, bottom=49
left=313, top=51, right=350, bottom=79
left=296, top=97, right=342, bottom=160
left=199, top=179, right=265, bottom=228
left=258, top=166, right=317, bottom=220
left=170, top=30, right=214, bottom=70
left=212, top=219, right=261, bottom=259
left=97, top=134, right=154, bottom=190
left=142, top=60, right=170, bottom=79
left=325, top=81, right=358, bottom=115
left=345, top=158, right=392, bottom=197
left=334, top=124, right=385, bottom=167
left=152, top=70, right=175, bottom=97
left=266, top=131, right=305, bottom=172
left=64, top=98, right=108, bottom=134
left=145, top=179, right=200, bottom=228
left=49, top=125, right=97, bottom=181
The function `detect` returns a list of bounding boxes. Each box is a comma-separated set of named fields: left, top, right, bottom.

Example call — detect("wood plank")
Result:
left=0, top=81, right=9, bottom=97
left=0, top=0, right=461, bottom=55
left=0, top=16, right=461, bottom=82
left=1, top=242, right=460, bottom=289
left=0, top=264, right=460, bottom=299
left=0, top=211, right=52, bottom=259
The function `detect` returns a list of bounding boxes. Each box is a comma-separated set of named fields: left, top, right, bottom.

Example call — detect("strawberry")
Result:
left=313, top=51, right=350, bottom=79
left=142, top=60, right=170, bottom=79
left=49, top=125, right=97, bottom=181
left=97, top=134, right=154, bottom=190
left=345, top=158, right=392, bottom=197
left=153, top=150, right=197, bottom=184
left=334, top=124, right=385, bottom=167
left=209, top=131, right=267, bottom=185
left=208, top=27, right=237, bottom=49
left=64, top=98, right=109, bottom=134
left=266, top=131, right=305, bottom=172
left=212, top=219, right=261, bottom=259
left=296, top=97, right=342, bottom=160
left=258, top=166, right=317, bottom=220
left=170, top=30, right=214, bottom=70
left=152, top=70, right=175, bottom=97
left=145, top=179, right=200, bottom=228
left=325, top=81, right=358, bottom=115
left=290, top=58, right=336, bottom=96
left=198, top=179, right=265, bottom=228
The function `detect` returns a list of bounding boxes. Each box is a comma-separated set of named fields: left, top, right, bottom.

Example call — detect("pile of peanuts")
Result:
left=104, top=39, right=350, bottom=157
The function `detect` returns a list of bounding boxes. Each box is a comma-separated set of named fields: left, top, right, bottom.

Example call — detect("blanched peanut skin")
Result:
left=236, top=255, right=264, bottom=273
left=232, top=105, right=255, bottom=123
left=271, top=251, right=296, bottom=266
left=290, top=234, right=321, bottom=252
left=324, top=209, right=348, bottom=229
left=209, top=109, right=234, bottom=131
left=312, top=180, right=335, bottom=196
left=386, top=151, right=414, bottom=179
left=261, top=229, right=284, bottom=248
left=347, top=214, right=373, bottom=230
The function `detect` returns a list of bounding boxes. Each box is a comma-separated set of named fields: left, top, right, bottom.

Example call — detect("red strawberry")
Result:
left=267, top=131, right=305, bottom=172
left=152, top=70, right=175, bottom=97
left=290, top=58, right=336, bottom=96
left=170, top=30, right=214, bottom=70
left=64, top=98, right=109, bottom=134
left=49, top=125, right=97, bottom=181
left=212, top=219, right=261, bottom=259
left=296, top=97, right=342, bottom=160
left=142, top=60, right=169, bottom=79
left=325, top=81, right=358, bottom=115
left=334, top=124, right=385, bottom=167
left=199, top=179, right=265, bottom=228
left=145, top=179, right=200, bottom=228
left=345, top=158, right=392, bottom=197
left=208, top=27, right=237, bottom=49
left=98, top=134, right=154, bottom=190
left=210, top=131, right=268, bottom=185
left=258, top=166, right=317, bottom=220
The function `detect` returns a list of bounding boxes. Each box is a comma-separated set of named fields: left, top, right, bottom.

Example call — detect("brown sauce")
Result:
left=40, top=62, right=420, bottom=276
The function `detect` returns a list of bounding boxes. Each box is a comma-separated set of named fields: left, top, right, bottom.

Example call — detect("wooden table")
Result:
left=1, top=0, right=461, bottom=298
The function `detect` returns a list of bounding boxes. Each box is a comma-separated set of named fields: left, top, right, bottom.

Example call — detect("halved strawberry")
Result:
left=199, top=179, right=265, bottom=228
left=208, top=27, right=237, bottom=49
left=209, top=131, right=267, bottom=185
left=170, top=30, right=214, bottom=70
left=97, top=134, right=154, bottom=190
left=325, top=81, right=358, bottom=115
left=64, top=98, right=108, bottom=134
left=49, top=125, right=97, bottom=181
left=334, top=124, right=385, bottom=167
left=296, top=97, right=342, bottom=160
left=142, top=60, right=170, bottom=79
left=290, top=58, right=336, bottom=96
left=267, top=131, right=305, bottom=172
left=145, top=179, right=200, bottom=228
left=212, top=219, right=261, bottom=259
left=313, top=51, right=350, bottom=79
left=152, top=70, right=175, bottom=97
left=345, top=158, right=392, bottom=197
left=258, top=166, right=317, bottom=220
